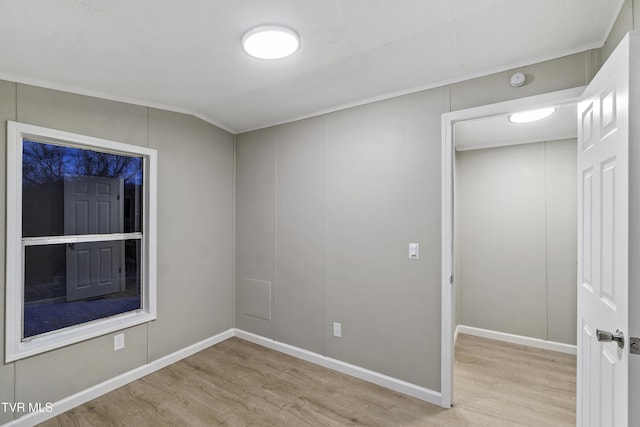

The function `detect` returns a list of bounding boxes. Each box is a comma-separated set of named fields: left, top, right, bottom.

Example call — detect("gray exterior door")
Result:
left=64, top=176, right=125, bottom=301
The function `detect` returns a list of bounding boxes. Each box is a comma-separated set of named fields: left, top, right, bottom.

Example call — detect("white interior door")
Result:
left=64, top=176, right=125, bottom=301
left=577, top=32, right=635, bottom=427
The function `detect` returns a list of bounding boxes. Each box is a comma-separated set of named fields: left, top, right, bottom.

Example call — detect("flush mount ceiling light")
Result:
left=508, top=107, right=557, bottom=124
left=242, top=25, right=300, bottom=59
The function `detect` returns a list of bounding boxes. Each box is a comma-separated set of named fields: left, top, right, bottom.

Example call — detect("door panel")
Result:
left=580, top=321, right=594, bottom=425
left=73, top=200, right=90, bottom=234
left=581, top=169, right=593, bottom=291
left=64, top=176, right=125, bottom=301
left=99, top=246, right=114, bottom=284
left=601, top=349, right=615, bottom=425
left=76, top=248, right=92, bottom=288
left=581, top=105, right=594, bottom=151
left=600, top=158, right=616, bottom=306
left=577, top=33, right=631, bottom=427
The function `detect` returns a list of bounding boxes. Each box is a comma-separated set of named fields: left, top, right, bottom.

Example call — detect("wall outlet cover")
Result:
left=114, top=333, right=125, bottom=351
left=333, top=322, right=342, bottom=338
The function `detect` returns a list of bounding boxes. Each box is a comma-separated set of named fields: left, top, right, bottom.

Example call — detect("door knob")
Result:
left=596, top=328, right=625, bottom=349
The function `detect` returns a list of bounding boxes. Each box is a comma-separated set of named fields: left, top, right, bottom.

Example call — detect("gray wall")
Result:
left=456, top=139, right=577, bottom=345
left=601, top=0, right=639, bottom=63
left=237, top=90, right=448, bottom=387
left=231, top=5, right=640, bottom=418
left=0, top=5, right=634, bottom=422
left=235, top=51, right=591, bottom=392
left=0, top=82, right=234, bottom=424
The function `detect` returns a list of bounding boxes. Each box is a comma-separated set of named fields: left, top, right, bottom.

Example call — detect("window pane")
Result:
left=22, top=140, right=143, bottom=237
left=23, top=240, right=142, bottom=339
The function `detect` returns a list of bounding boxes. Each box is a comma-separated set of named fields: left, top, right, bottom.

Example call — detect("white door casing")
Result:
left=577, top=32, right=635, bottom=427
left=441, top=33, right=637, bottom=419
left=64, top=176, right=125, bottom=301
left=439, top=86, right=585, bottom=409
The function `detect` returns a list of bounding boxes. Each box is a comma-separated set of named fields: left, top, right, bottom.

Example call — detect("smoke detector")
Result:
left=510, top=72, right=526, bottom=87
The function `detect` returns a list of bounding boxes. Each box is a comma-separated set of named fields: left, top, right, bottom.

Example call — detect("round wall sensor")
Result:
left=510, top=72, right=526, bottom=87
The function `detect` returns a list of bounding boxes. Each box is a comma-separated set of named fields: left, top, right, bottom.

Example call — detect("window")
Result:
left=6, top=122, right=157, bottom=362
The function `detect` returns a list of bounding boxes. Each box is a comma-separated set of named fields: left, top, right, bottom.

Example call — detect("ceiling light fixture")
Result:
left=242, top=25, right=300, bottom=59
left=508, top=107, right=557, bottom=124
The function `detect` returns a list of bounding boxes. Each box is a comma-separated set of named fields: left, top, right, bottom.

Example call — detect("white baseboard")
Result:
left=6, top=329, right=235, bottom=427
left=456, top=325, right=577, bottom=355
left=234, top=329, right=443, bottom=406
left=7, top=327, right=444, bottom=425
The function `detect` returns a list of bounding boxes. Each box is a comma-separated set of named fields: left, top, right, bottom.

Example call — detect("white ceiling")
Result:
left=455, top=103, right=578, bottom=151
left=0, top=0, right=624, bottom=133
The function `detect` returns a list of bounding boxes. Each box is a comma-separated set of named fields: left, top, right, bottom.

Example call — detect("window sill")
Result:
left=6, top=311, right=156, bottom=363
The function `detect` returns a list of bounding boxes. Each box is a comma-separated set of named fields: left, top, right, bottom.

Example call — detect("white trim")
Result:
left=440, top=108, right=455, bottom=409
left=456, top=325, right=577, bottom=355
left=453, top=323, right=460, bottom=345
left=0, top=72, right=236, bottom=134
left=0, top=324, right=577, bottom=426
left=5, top=121, right=22, bottom=364
left=440, top=87, right=585, bottom=408
left=4, top=329, right=235, bottom=427
left=5, top=328, right=442, bottom=425
left=5, top=121, right=158, bottom=362
left=0, top=39, right=604, bottom=136
left=234, top=329, right=442, bottom=406
left=10, top=121, right=158, bottom=157
left=237, top=45, right=602, bottom=133
left=23, top=233, right=142, bottom=246
left=12, top=312, right=156, bottom=363
left=146, top=148, right=158, bottom=321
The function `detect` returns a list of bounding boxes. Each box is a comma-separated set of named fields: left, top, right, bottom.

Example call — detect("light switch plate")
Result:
left=409, top=243, right=419, bottom=259
left=333, top=322, right=342, bottom=338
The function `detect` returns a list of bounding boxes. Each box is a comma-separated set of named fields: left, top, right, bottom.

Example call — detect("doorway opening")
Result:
left=440, top=87, right=584, bottom=408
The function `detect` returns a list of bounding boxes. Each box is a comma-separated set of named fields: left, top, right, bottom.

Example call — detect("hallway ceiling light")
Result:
left=242, top=25, right=300, bottom=59
left=508, top=107, right=557, bottom=123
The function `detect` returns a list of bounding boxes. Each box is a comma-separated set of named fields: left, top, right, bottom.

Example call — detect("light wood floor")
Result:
left=40, top=333, right=576, bottom=426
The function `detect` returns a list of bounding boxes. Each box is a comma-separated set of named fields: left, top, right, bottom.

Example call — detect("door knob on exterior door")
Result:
left=596, top=328, right=625, bottom=349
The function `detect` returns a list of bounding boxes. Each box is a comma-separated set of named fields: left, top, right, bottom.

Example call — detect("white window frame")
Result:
left=5, top=121, right=157, bottom=362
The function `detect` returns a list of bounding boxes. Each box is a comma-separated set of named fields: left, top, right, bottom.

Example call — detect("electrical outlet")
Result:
left=333, top=322, right=342, bottom=338
left=114, top=333, right=125, bottom=351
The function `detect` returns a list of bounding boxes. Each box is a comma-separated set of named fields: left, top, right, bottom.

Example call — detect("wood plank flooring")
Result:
left=39, top=333, right=576, bottom=426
